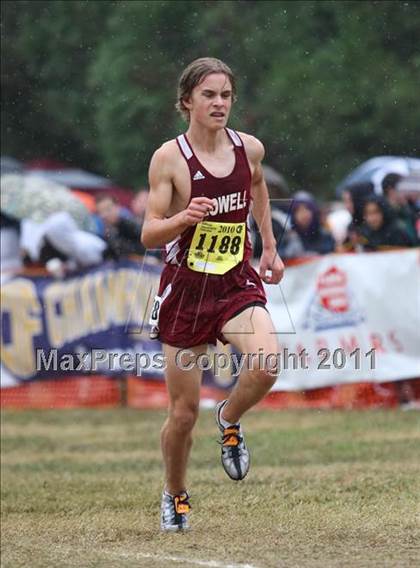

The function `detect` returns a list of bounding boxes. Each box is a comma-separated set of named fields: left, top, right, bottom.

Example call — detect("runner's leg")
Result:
left=220, top=306, right=279, bottom=423
left=161, top=343, right=206, bottom=495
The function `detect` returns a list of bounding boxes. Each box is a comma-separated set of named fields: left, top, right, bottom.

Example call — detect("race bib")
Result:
left=148, top=284, right=172, bottom=339
left=187, top=221, right=245, bottom=275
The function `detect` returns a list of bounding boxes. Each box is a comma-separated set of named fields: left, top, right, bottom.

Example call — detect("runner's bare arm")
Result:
left=141, top=145, right=215, bottom=249
left=242, top=134, right=284, bottom=284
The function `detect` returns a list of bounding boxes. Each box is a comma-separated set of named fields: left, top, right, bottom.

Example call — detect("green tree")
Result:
left=2, top=0, right=419, bottom=196
left=1, top=0, right=113, bottom=170
left=89, top=0, right=199, bottom=186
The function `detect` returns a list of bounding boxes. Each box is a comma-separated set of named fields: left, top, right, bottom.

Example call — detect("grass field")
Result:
left=1, top=408, right=419, bottom=568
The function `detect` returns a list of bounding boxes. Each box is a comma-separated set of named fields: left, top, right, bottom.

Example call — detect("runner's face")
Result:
left=186, top=73, right=233, bottom=129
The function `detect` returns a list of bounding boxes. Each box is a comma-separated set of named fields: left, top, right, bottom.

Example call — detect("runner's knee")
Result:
left=249, top=366, right=278, bottom=389
left=169, top=403, right=199, bottom=433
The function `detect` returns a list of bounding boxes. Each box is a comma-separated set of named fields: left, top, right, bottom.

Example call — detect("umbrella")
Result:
left=336, top=156, right=420, bottom=196
left=262, top=164, right=290, bottom=201
left=397, top=172, right=420, bottom=194
left=0, top=174, right=94, bottom=231
left=262, top=164, right=288, bottom=188
left=26, top=169, right=135, bottom=208
left=1, top=156, right=24, bottom=176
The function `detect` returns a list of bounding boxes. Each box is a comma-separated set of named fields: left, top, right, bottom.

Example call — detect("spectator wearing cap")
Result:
left=382, top=174, right=417, bottom=243
left=358, top=195, right=415, bottom=251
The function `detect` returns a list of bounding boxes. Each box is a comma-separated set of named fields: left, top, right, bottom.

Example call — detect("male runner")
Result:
left=141, top=57, right=284, bottom=531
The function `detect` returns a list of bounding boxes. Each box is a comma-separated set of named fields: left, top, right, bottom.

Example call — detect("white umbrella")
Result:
left=336, top=156, right=420, bottom=195
left=1, top=156, right=24, bottom=175
left=1, top=174, right=94, bottom=230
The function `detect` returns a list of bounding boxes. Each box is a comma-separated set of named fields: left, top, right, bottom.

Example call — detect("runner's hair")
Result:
left=176, top=57, right=237, bottom=121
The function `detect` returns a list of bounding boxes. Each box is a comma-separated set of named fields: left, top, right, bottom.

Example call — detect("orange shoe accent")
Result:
left=223, top=427, right=240, bottom=446
left=174, top=496, right=191, bottom=514
left=224, top=435, right=239, bottom=447
left=223, top=427, right=239, bottom=435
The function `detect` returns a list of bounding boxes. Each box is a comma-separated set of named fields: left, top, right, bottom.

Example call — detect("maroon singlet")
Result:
left=165, top=128, right=253, bottom=267
left=152, top=128, right=267, bottom=347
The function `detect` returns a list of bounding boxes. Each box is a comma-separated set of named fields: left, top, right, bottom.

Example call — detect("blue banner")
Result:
left=1, top=259, right=166, bottom=383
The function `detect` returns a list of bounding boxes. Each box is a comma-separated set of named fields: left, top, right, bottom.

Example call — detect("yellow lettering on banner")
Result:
left=115, top=270, right=126, bottom=324
left=45, top=279, right=84, bottom=347
left=62, top=280, right=82, bottom=343
left=104, top=271, right=119, bottom=324
left=80, top=277, right=98, bottom=332
left=1, top=279, right=42, bottom=377
left=131, top=274, right=152, bottom=326
left=106, top=270, right=130, bottom=326
left=124, top=268, right=161, bottom=336
left=87, top=274, right=111, bottom=333
left=125, top=270, right=142, bottom=325
left=93, top=272, right=108, bottom=329
left=19, top=268, right=163, bottom=351
left=119, top=271, right=131, bottom=324
left=44, top=282, right=65, bottom=347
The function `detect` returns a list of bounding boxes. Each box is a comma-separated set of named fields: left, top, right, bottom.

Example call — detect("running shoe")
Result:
left=215, top=399, right=250, bottom=481
left=160, top=490, right=191, bottom=532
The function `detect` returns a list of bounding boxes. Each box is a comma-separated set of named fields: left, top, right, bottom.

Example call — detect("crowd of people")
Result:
left=86, top=171, right=419, bottom=264
left=338, top=174, right=418, bottom=253
left=1, top=167, right=418, bottom=415
left=252, top=173, right=418, bottom=261
left=1, top=171, right=418, bottom=277
left=1, top=185, right=149, bottom=275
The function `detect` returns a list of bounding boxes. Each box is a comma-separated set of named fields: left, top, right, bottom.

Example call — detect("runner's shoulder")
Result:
left=149, top=139, right=180, bottom=176
left=236, top=131, right=265, bottom=162
left=152, top=139, right=180, bottom=162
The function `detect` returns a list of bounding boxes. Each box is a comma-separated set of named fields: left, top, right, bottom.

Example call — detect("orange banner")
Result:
left=2, top=376, right=418, bottom=410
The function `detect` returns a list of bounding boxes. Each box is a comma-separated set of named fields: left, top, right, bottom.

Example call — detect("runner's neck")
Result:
left=186, top=124, right=229, bottom=153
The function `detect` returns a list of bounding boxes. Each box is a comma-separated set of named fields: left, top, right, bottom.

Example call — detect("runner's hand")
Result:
left=181, top=197, right=215, bottom=226
left=259, top=249, right=284, bottom=284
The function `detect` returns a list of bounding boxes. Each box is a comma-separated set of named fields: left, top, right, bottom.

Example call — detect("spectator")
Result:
left=340, top=182, right=375, bottom=251
left=95, top=194, right=145, bottom=259
left=358, top=195, right=415, bottom=251
left=325, top=203, right=352, bottom=246
left=131, top=189, right=162, bottom=261
left=92, top=194, right=134, bottom=237
left=251, top=205, right=290, bottom=260
left=250, top=167, right=290, bottom=260
left=382, top=173, right=417, bottom=243
left=279, top=191, right=335, bottom=258
left=17, top=212, right=107, bottom=277
left=131, top=189, right=149, bottom=225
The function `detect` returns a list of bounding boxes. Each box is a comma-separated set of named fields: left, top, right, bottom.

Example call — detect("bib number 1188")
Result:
left=195, top=233, right=242, bottom=255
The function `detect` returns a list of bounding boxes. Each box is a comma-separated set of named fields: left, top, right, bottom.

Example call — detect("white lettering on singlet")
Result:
left=165, top=235, right=181, bottom=265
left=209, top=190, right=247, bottom=216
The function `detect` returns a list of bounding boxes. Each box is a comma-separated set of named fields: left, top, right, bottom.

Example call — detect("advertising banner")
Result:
left=1, top=251, right=419, bottom=393
left=266, top=249, right=420, bottom=390
left=1, top=259, right=163, bottom=386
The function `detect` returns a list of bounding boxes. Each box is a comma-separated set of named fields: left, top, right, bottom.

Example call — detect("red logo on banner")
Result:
left=316, top=266, right=348, bottom=313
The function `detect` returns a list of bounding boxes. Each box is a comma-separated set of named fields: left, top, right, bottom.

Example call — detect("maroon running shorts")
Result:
left=153, top=261, right=267, bottom=347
